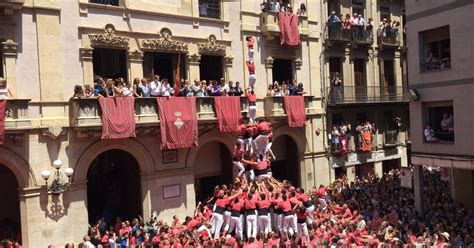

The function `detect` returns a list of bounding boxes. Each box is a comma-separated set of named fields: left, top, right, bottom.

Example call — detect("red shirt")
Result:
left=244, top=195, right=258, bottom=210
left=247, top=38, right=255, bottom=48
left=257, top=197, right=271, bottom=209
left=246, top=92, right=257, bottom=103
left=343, top=208, right=352, bottom=218
left=246, top=61, right=256, bottom=74
left=230, top=200, right=243, bottom=211
left=237, top=124, right=247, bottom=136
left=254, top=159, right=270, bottom=170
left=317, top=187, right=327, bottom=197
left=258, top=121, right=270, bottom=132
left=215, top=198, right=228, bottom=208
left=296, top=211, right=307, bottom=220
left=187, top=218, right=201, bottom=230
left=296, top=192, right=309, bottom=202
left=278, top=200, right=292, bottom=212
left=289, top=196, right=299, bottom=207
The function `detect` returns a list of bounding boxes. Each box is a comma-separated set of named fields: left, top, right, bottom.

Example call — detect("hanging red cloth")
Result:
left=340, top=135, right=348, bottom=156
left=0, top=100, right=6, bottom=145
left=173, top=54, right=181, bottom=97
left=214, top=96, right=241, bottom=132
left=278, top=12, right=301, bottom=46
left=157, top=97, right=198, bottom=149
left=283, top=96, right=306, bottom=127
left=361, top=132, right=372, bottom=152
left=98, top=97, right=136, bottom=139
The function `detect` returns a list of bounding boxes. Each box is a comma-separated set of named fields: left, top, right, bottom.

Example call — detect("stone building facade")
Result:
left=0, top=0, right=407, bottom=246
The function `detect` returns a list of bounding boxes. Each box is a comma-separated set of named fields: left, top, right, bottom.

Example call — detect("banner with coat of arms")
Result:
left=157, top=97, right=198, bottom=150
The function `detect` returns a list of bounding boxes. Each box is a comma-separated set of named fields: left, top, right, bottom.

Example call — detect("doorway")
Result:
left=92, top=48, right=127, bottom=79
left=0, top=165, right=21, bottom=245
left=199, top=55, right=223, bottom=83
left=382, top=60, right=395, bottom=99
left=272, top=59, right=293, bottom=84
left=87, top=150, right=142, bottom=226
left=354, top=58, right=367, bottom=102
left=143, top=52, right=186, bottom=85
left=355, top=162, right=374, bottom=179
left=271, top=135, right=300, bottom=186
left=193, top=141, right=232, bottom=203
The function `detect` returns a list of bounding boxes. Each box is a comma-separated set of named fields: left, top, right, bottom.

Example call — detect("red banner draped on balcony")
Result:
left=0, top=100, right=6, bottom=145
left=361, top=132, right=372, bottom=152
left=340, top=135, right=348, bottom=156
left=157, top=97, right=198, bottom=149
left=278, top=12, right=300, bottom=46
left=99, top=97, right=136, bottom=139
left=214, top=96, right=241, bottom=132
left=283, top=96, right=306, bottom=127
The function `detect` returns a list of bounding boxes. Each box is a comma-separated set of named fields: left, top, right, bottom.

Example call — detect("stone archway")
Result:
left=0, top=147, right=37, bottom=188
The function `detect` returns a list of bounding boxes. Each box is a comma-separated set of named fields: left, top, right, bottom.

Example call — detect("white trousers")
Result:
left=246, top=212, right=258, bottom=238
left=283, top=215, right=297, bottom=235
left=306, top=204, right=315, bottom=224
left=211, top=213, right=224, bottom=240
left=249, top=74, right=257, bottom=87
left=223, top=211, right=231, bottom=232
left=248, top=48, right=254, bottom=59
left=228, top=215, right=243, bottom=240
left=257, top=214, right=272, bottom=235
left=295, top=222, right=309, bottom=244
left=266, top=142, right=276, bottom=160
left=233, top=161, right=245, bottom=177
left=196, top=225, right=212, bottom=238
left=277, top=214, right=284, bottom=236
left=318, top=197, right=328, bottom=210
left=248, top=105, right=256, bottom=124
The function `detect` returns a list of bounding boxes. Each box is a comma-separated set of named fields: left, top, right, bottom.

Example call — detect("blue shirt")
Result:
left=139, top=84, right=150, bottom=97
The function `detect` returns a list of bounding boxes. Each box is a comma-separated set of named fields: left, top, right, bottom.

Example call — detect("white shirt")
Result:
left=199, top=3, right=208, bottom=15
left=221, top=84, right=230, bottom=96
left=149, top=80, right=161, bottom=96
left=109, top=239, right=117, bottom=248
left=83, top=241, right=95, bottom=248
left=357, top=17, right=365, bottom=26
left=159, top=84, right=173, bottom=97
left=0, top=86, right=8, bottom=100
left=424, top=128, right=435, bottom=141
left=121, top=86, right=133, bottom=97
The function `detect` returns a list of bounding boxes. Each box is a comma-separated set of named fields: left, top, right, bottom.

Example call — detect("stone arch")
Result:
left=272, top=125, right=307, bottom=157
left=186, top=130, right=235, bottom=168
left=73, top=138, right=155, bottom=182
left=0, top=147, right=37, bottom=188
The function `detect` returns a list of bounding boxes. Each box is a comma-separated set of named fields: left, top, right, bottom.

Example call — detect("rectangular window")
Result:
left=419, top=26, right=451, bottom=72
left=92, top=48, right=127, bottom=80
left=424, top=102, right=454, bottom=143
left=379, top=6, right=390, bottom=22
left=352, top=0, right=365, bottom=16
left=198, top=0, right=221, bottom=19
left=89, top=0, right=119, bottom=6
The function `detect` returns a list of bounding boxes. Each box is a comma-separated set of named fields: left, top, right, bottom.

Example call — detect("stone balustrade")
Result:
left=260, top=12, right=309, bottom=38
left=4, top=99, right=31, bottom=129
left=263, top=96, right=317, bottom=118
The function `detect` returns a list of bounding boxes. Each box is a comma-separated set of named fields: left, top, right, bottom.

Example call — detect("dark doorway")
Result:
left=194, top=142, right=232, bottom=203
left=272, top=59, right=293, bottom=84
left=355, top=162, right=374, bottom=179
left=354, top=58, right=366, bottom=101
left=200, top=55, right=223, bottom=82
left=93, top=48, right=127, bottom=79
left=87, top=150, right=142, bottom=226
left=335, top=167, right=347, bottom=179
left=0, top=165, right=21, bottom=244
left=383, top=159, right=401, bottom=174
left=271, top=135, right=300, bottom=186
left=329, top=57, right=342, bottom=78
left=143, top=53, right=186, bottom=85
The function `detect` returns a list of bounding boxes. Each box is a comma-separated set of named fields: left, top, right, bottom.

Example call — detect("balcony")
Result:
left=324, top=24, right=372, bottom=45
left=4, top=99, right=31, bottom=130
left=327, top=86, right=409, bottom=105
left=199, top=1, right=221, bottom=20
left=260, top=12, right=309, bottom=39
left=263, top=96, right=317, bottom=118
left=70, top=97, right=250, bottom=128
left=329, top=133, right=378, bottom=155
left=379, top=32, right=400, bottom=47
left=89, top=0, right=119, bottom=6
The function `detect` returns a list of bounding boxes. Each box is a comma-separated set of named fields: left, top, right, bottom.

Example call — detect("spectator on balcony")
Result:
left=199, top=1, right=208, bottom=17
left=132, top=77, right=141, bottom=97
left=0, top=78, right=12, bottom=100
left=424, top=124, right=439, bottom=142
left=121, top=81, right=135, bottom=97
left=93, top=77, right=105, bottom=97
left=366, top=17, right=374, bottom=39
left=440, top=113, right=454, bottom=132
left=267, top=84, right=275, bottom=97
left=295, top=83, right=306, bottom=95
left=342, top=14, right=352, bottom=39
left=210, top=80, right=221, bottom=96
left=297, top=3, right=306, bottom=16
left=355, top=14, right=365, bottom=39
left=219, top=78, right=230, bottom=96
left=282, top=83, right=290, bottom=96
left=332, top=73, right=343, bottom=101
left=149, top=75, right=161, bottom=97
left=84, top=84, right=93, bottom=98
left=232, top=81, right=243, bottom=97
left=273, top=82, right=283, bottom=97
left=261, top=0, right=271, bottom=12
left=159, top=79, right=173, bottom=97
left=139, top=78, right=150, bottom=97
left=71, top=85, right=84, bottom=99
left=327, top=11, right=341, bottom=38
left=331, top=126, right=341, bottom=148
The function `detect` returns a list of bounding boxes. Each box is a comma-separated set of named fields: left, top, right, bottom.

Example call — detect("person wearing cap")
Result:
left=327, top=11, right=341, bottom=38
left=436, top=232, right=449, bottom=248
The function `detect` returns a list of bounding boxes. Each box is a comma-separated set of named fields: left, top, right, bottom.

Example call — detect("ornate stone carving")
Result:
left=88, top=24, right=129, bottom=48
left=128, top=50, right=144, bottom=62
left=42, top=122, right=65, bottom=140
left=265, top=56, right=274, bottom=68
left=294, top=58, right=302, bottom=70
left=141, top=28, right=189, bottom=53
left=79, top=48, right=93, bottom=61
left=197, top=35, right=226, bottom=55
left=224, top=56, right=233, bottom=66
left=2, top=39, right=18, bottom=56
left=186, top=54, right=201, bottom=65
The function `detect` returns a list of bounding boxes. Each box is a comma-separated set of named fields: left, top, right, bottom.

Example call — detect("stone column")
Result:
left=80, top=48, right=94, bottom=85
left=265, top=56, right=274, bottom=86
left=342, top=47, right=353, bottom=101
left=128, top=50, right=144, bottom=82
left=186, top=54, right=201, bottom=82
left=413, top=165, right=424, bottom=214
left=224, top=56, right=233, bottom=81
left=374, top=161, right=383, bottom=177
left=2, top=39, right=18, bottom=98
left=293, top=58, right=302, bottom=83
left=394, top=50, right=403, bottom=97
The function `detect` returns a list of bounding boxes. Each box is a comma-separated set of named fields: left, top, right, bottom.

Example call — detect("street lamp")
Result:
left=41, top=160, right=74, bottom=195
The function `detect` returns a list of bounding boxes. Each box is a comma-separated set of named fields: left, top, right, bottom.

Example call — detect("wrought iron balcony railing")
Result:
left=89, top=0, right=119, bottom=6
left=327, top=86, right=409, bottom=105
left=383, top=130, right=399, bottom=146
left=325, top=23, right=373, bottom=44
left=199, top=1, right=221, bottom=20
left=378, top=29, right=400, bottom=46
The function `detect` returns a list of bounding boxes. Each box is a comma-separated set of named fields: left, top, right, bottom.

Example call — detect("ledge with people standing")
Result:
left=329, top=120, right=377, bottom=156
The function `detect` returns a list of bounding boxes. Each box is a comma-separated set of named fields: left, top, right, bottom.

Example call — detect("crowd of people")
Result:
left=266, top=81, right=305, bottom=97
left=58, top=167, right=473, bottom=248
left=326, top=11, right=401, bottom=43
left=330, top=120, right=376, bottom=154
left=260, top=0, right=307, bottom=16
